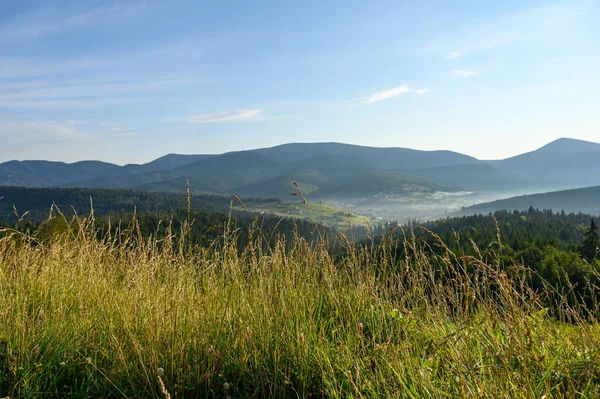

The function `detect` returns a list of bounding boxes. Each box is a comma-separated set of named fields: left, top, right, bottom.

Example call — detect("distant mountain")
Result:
left=67, top=148, right=458, bottom=199
left=462, top=185, right=600, bottom=216
left=133, top=153, right=213, bottom=172
left=286, top=153, right=375, bottom=172
left=76, top=151, right=283, bottom=194
left=410, top=163, right=532, bottom=191
left=0, top=160, right=121, bottom=187
left=1, top=138, right=599, bottom=203
left=493, top=138, right=600, bottom=189
left=254, top=142, right=479, bottom=170
left=233, top=152, right=452, bottom=200
left=502, top=137, right=600, bottom=161
left=234, top=169, right=326, bottom=199
left=235, top=168, right=451, bottom=200
left=318, top=169, right=451, bottom=198
left=65, top=171, right=185, bottom=190
left=136, top=152, right=282, bottom=194
left=180, top=151, right=280, bottom=178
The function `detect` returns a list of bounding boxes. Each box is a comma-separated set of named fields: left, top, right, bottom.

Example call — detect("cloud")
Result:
left=427, top=2, right=590, bottom=57
left=0, top=3, right=147, bottom=40
left=0, top=121, right=96, bottom=144
left=0, top=120, right=145, bottom=163
left=362, top=85, right=411, bottom=104
left=0, top=97, right=145, bottom=109
left=0, top=78, right=196, bottom=100
left=0, top=72, right=213, bottom=110
left=442, top=52, right=461, bottom=60
left=0, top=120, right=143, bottom=163
left=415, top=89, right=429, bottom=94
left=0, top=77, right=206, bottom=109
left=186, top=109, right=262, bottom=123
left=452, top=70, right=478, bottom=77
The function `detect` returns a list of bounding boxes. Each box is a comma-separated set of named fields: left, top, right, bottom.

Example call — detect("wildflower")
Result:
left=223, top=382, right=230, bottom=390
left=157, top=367, right=165, bottom=376
left=357, top=322, right=364, bottom=331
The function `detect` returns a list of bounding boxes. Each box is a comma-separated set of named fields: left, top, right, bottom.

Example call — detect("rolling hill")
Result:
left=410, top=163, right=531, bottom=192
left=0, top=186, right=371, bottom=227
left=1, top=138, right=599, bottom=205
left=253, top=142, right=479, bottom=170
left=462, top=185, right=600, bottom=216
left=233, top=152, right=453, bottom=200
left=491, top=138, right=600, bottom=189
left=0, top=160, right=122, bottom=187
left=74, top=152, right=282, bottom=194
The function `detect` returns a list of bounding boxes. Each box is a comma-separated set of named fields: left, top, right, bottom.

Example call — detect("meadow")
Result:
left=1, top=213, right=599, bottom=398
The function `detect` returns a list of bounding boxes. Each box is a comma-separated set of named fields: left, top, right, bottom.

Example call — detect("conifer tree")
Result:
left=580, top=218, right=600, bottom=262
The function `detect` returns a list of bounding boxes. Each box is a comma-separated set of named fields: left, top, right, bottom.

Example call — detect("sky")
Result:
left=0, top=0, right=599, bottom=165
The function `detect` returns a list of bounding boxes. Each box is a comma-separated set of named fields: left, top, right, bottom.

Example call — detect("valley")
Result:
left=3, top=137, right=599, bottom=223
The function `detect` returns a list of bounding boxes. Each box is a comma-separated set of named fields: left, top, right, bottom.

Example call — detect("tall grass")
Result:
left=1, top=213, right=599, bottom=398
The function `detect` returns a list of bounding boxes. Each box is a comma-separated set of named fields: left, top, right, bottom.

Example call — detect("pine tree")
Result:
left=580, top=218, right=600, bottom=262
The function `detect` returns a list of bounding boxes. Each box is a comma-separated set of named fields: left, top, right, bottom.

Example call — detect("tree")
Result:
left=580, top=218, right=600, bottom=262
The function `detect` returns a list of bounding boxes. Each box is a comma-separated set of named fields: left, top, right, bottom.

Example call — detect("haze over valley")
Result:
left=2, top=137, right=599, bottom=222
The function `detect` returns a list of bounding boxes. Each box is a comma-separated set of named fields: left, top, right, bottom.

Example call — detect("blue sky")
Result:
left=0, top=0, right=598, bottom=164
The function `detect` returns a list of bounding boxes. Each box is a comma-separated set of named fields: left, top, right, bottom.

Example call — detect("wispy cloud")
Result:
left=0, top=3, right=147, bottom=40
left=442, top=51, right=461, bottom=60
left=0, top=27, right=220, bottom=80
left=350, top=85, right=431, bottom=105
left=361, top=85, right=411, bottom=104
left=0, top=120, right=143, bottom=151
left=0, top=78, right=194, bottom=100
left=186, top=109, right=262, bottom=123
left=452, top=70, right=478, bottom=77
left=427, top=2, right=590, bottom=57
left=0, top=121, right=96, bottom=144
left=0, top=120, right=144, bottom=163
left=0, top=97, right=146, bottom=109
left=0, top=77, right=206, bottom=109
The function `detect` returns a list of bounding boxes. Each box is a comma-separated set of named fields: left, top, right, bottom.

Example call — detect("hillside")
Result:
left=61, top=149, right=457, bottom=201
left=2, top=138, right=600, bottom=209
left=492, top=138, right=600, bottom=189
left=132, top=153, right=214, bottom=172
left=410, top=163, right=532, bottom=191
left=0, top=186, right=370, bottom=227
left=2, top=204, right=599, bottom=398
left=0, top=160, right=122, bottom=187
left=253, top=142, right=479, bottom=170
left=462, top=185, right=600, bottom=215
left=0, top=186, right=233, bottom=221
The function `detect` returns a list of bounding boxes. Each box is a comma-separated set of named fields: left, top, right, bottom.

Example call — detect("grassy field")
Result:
left=1, top=216, right=600, bottom=398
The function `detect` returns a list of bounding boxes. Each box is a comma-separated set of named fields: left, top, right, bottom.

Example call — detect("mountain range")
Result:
left=1, top=138, right=599, bottom=202
left=462, top=185, right=600, bottom=216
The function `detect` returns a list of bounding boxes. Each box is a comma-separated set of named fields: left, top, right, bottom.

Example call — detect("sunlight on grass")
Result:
left=1, top=215, right=599, bottom=398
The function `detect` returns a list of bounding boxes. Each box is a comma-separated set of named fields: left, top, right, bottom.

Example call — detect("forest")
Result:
left=2, top=203, right=600, bottom=397
left=3, top=204, right=598, bottom=306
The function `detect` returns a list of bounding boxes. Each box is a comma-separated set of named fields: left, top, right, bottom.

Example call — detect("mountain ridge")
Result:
left=461, top=185, right=600, bottom=216
left=1, top=138, right=599, bottom=203
left=3, top=137, right=594, bottom=167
